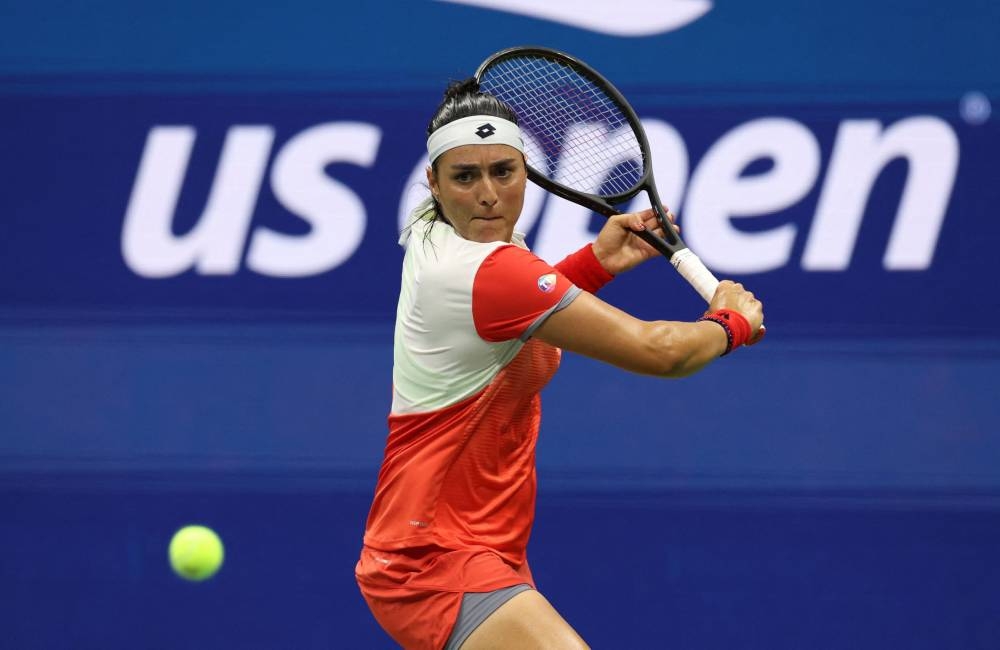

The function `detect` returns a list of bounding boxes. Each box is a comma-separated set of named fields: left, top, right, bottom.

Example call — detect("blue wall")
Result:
left=2, top=1, right=999, bottom=648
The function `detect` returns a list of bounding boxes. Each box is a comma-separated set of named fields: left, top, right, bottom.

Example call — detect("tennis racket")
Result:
left=476, top=46, right=763, bottom=338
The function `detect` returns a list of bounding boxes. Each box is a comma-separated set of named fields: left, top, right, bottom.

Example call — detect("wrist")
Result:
left=555, top=244, right=614, bottom=293
left=697, top=309, right=752, bottom=355
left=590, top=240, right=611, bottom=272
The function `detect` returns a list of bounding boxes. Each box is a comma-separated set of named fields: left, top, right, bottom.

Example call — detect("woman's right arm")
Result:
left=532, top=280, right=763, bottom=378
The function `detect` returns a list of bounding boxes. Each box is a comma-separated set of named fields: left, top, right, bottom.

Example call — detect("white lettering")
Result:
left=684, top=118, right=820, bottom=273
left=533, top=123, right=613, bottom=262
left=532, top=121, right=689, bottom=263
left=124, top=113, right=960, bottom=281
left=122, top=126, right=274, bottom=277
left=625, top=119, right=689, bottom=216
left=803, top=117, right=959, bottom=271
left=437, top=0, right=712, bottom=37
left=248, top=123, right=380, bottom=277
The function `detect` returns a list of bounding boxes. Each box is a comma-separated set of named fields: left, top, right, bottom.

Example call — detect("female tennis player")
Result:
left=356, top=78, right=763, bottom=650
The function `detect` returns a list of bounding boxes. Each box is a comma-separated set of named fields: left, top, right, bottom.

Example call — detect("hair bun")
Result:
left=427, top=76, right=518, bottom=137
left=443, top=77, right=481, bottom=101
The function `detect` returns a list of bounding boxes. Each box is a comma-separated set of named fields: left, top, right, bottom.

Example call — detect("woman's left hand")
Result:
left=591, top=207, right=677, bottom=275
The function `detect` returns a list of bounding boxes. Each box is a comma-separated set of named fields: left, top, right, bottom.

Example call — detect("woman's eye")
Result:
left=454, top=172, right=473, bottom=182
left=494, top=167, right=512, bottom=177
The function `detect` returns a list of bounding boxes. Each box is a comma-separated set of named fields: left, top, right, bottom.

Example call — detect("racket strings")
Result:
left=479, top=55, right=645, bottom=197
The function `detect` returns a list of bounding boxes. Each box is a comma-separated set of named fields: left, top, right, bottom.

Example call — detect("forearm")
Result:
left=534, top=293, right=730, bottom=378
left=646, top=320, right=729, bottom=377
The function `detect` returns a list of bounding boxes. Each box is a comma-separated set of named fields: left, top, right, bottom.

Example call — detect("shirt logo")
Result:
left=476, top=123, right=496, bottom=138
left=537, top=273, right=557, bottom=293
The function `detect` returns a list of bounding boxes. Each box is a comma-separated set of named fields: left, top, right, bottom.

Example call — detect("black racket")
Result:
left=476, top=45, right=750, bottom=321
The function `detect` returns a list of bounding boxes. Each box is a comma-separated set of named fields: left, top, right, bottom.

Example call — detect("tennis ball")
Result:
left=168, top=525, right=224, bottom=581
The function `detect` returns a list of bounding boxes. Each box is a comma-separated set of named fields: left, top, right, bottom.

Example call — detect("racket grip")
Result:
left=670, top=248, right=767, bottom=345
left=669, top=248, right=719, bottom=303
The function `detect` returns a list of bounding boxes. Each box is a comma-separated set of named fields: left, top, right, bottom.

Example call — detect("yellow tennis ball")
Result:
left=169, top=525, right=224, bottom=581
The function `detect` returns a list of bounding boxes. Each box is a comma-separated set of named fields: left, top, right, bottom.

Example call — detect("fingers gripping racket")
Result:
left=475, top=46, right=721, bottom=306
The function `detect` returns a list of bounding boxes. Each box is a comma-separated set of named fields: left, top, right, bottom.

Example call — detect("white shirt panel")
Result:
left=391, top=218, right=526, bottom=415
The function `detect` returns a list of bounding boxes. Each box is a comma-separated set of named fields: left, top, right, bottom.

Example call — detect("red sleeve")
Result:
left=472, top=245, right=577, bottom=342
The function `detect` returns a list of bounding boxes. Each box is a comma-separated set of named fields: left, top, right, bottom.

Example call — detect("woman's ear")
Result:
left=425, top=166, right=438, bottom=200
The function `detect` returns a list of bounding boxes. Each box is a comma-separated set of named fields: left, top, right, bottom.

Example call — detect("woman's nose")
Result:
left=478, top=178, right=498, bottom=206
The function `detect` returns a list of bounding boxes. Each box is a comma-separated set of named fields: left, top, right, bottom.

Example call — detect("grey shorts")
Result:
left=443, top=583, right=533, bottom=650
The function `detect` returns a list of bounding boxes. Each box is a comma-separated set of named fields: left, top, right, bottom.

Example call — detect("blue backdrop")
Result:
left=2, top=1, right=998, bottom=648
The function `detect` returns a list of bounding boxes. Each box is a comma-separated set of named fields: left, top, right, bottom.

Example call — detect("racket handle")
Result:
left=669, top=248, right=719, bottom=303
left=670, top=248, right=767, bottom=345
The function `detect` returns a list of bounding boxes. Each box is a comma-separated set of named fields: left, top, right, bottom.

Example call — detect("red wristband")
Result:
left=554, top=244, right=614, bottom=294
left=697, top=309, right=752, bottom=355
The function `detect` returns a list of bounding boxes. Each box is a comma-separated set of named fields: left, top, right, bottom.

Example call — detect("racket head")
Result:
left=475, top=46, right=654, bottom=214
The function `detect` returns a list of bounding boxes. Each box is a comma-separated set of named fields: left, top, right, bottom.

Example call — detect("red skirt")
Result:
left=356, top=545, right=535, bottom=650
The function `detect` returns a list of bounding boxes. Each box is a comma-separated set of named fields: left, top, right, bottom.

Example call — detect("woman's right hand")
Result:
left=708, top=280, right=764, bottom=338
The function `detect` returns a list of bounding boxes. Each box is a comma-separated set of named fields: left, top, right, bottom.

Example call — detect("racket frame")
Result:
left=475, top=45, right=683, bottom=260
left=475, top=43, right=761, bottom=330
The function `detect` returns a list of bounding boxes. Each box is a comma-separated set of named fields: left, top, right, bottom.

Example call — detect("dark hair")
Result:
left=419, top=77, right=521, bottom=225
left=427, top=77, right=519, bottom=148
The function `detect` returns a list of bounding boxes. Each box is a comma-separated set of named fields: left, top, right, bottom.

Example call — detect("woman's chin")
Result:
left=468, top=221, right=513, bottom=243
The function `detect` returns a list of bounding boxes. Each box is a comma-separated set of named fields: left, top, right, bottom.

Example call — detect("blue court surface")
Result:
left=4, top=476, right=999, bottom=649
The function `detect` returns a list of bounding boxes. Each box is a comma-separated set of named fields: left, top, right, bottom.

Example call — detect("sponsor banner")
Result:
left=0, top=1, right=996, bottom=103
left=0, top=91, right=996, bottom=335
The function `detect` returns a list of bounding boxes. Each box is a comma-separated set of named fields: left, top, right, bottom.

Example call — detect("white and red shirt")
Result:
left=390, top=217, right=580, bottom=416
left=360, top=214, right=584, bottom=592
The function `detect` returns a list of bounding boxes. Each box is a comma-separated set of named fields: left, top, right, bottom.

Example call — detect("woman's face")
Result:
left=427, top=144, right=527, bottom=243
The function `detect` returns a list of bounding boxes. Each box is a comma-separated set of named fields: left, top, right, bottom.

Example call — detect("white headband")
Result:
left=426, top=115, right=524, bottom=163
